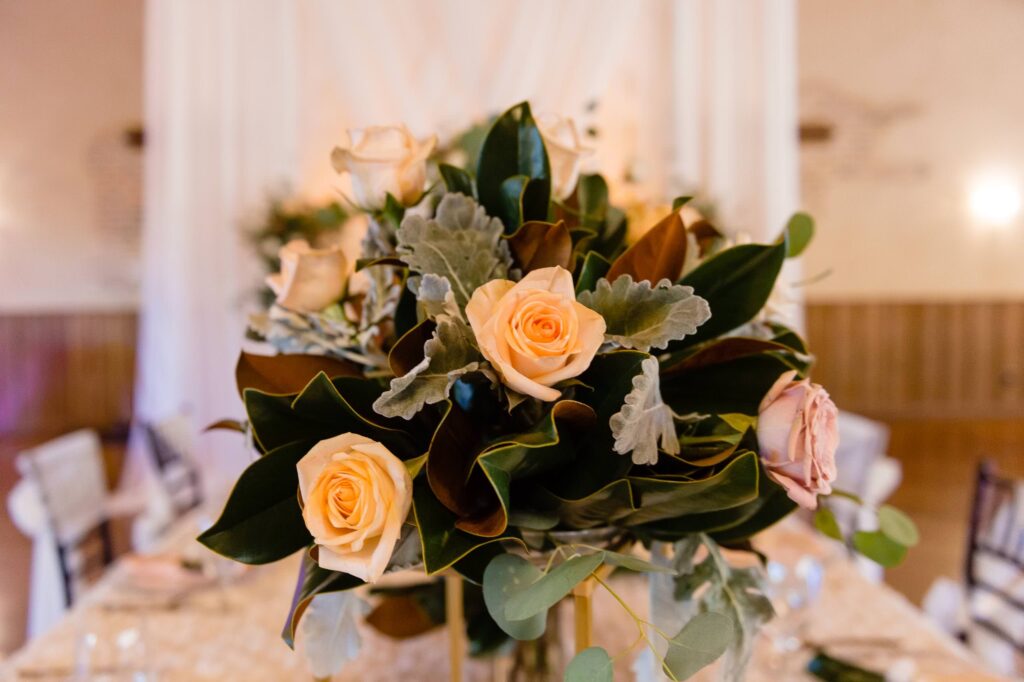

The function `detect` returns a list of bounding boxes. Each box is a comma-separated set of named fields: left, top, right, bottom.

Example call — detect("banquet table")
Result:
left=0, top=514, right=1003, bottom=682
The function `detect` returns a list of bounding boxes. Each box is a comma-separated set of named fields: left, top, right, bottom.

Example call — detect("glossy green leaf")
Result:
left=878, top=505, right=919, bottom=547
left=678, top=241, right=786, bottom=345
left=623, top=451, right=760, bottom=526
left=482, top=554, right=547, bottom=640
left=853, top=530, right=908, bottom=567
left=710, top=480, right=797, bottom=543
left=198, top=440, right=313, bottom=564
left=476, top=102, right=550, bottom=231
left=574, top=251, right=611, bottom=294
left=439, top=164, right=475, bottom=197
left=661, top=354, right=797, bottom=415
left=813, top=506, right=844, bottom=541
left=565, top=646, right=613, bottom=682
left=413, top=476, right=522, bottom=575
left=504, top=552, right=604, bottom=621
left=663, top=611, right=734, bottom=680
left=499, top=175, right=551, bottom=231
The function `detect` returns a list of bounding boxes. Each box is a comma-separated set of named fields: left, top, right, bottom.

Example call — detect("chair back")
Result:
left=16, top=429, right=113, bottom=607
left=145, top=414, right=203, bottom=516
left=964, top=461, right=1024, bottom=674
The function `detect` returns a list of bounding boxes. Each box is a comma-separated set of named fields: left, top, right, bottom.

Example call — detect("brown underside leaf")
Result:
left=425, top=403, right=502, bottom=536
left=366, top=596, right=441, bottom=639
left=662, top=337, right=796, bottom=377
left=204, top=418, right=246, bottom=433
left=506, top=220, right=573, bottom=273
left=235, top=351, right=361, bottom=397
left=607, top=210, right=688, bottom=284
left=688, top=219, right=724, bottom=257
left=387, top=320, right=437, bottom=377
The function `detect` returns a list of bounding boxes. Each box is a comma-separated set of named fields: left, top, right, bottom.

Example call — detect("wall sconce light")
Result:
left=968, top=172, right=1021, bottom=227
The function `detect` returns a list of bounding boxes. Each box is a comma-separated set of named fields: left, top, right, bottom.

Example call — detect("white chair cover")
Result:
left=966, top=480, right=1024, bottom=676
left=830, top=412, right=890, bottom=535
left=7, top=430, right=109, bottom=639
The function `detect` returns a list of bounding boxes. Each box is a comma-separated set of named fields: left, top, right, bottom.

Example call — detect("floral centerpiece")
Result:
left=201, top=103, right=916, bottom=680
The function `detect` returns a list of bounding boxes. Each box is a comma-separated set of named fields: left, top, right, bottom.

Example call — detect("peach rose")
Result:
left=466, top=266, right=605, bottom=401
left=757, top=370, right=839, bottom=510
left=536, top=114, right=593, bottom=201
left=331, top=125, right=437, bottom=209
left=266, top=239, right=347, bottom=313
left=297, top=433, right=412, bottom=583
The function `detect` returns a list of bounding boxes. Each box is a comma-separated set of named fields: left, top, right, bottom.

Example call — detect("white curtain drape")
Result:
left=132, top=0, right=798, bottom=496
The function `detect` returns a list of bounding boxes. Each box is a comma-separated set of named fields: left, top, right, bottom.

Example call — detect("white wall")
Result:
left=0, top=0, right=143, bottom=311
left=799, top=0, right=1024, bottom=301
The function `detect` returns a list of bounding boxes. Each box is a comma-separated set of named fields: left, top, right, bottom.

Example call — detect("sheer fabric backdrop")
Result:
left=131, top=0, right=798, bottom=500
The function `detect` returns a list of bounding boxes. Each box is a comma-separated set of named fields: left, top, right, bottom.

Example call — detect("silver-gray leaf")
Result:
left=577, top=275, right=711, bottom=352
left=397, top=193, right=512, bottom=309
left=609, top=355, right=680, bottom=466
left=372, top=315, right=482, bottom=419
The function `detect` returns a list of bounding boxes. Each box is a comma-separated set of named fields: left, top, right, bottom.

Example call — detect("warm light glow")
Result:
left=968, top=174, right=1021, bottom=227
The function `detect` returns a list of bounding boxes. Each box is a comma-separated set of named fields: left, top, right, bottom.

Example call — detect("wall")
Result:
left=0, top=0, right=143, bottom=311
left=799, top=0, right=1024, bottom=300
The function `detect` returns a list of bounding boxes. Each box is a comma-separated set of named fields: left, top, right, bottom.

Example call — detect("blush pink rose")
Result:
left=757, top=370, right=839, bottom=510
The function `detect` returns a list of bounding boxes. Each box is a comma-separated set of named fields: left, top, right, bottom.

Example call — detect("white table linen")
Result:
left=1, top=515, right=1002, bottom=681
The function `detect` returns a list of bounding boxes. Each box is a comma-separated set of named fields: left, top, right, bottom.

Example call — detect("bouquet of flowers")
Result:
left=202, top=102, right=915, bottom=680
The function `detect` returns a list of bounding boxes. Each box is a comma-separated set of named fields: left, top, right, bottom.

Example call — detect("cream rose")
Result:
left=757, top=370, right=840, bottom=510
left=536, top=114, right=593, bottom=201
left=331, top=125, right=437, bottom=209
left=266, top=239, right=347, bottom=313
left=296, top=433, right=413, bottom=583
left=466, top=266, right=605, bottom=402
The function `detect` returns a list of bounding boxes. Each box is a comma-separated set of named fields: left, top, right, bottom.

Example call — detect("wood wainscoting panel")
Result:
left=807, top=300, right=1024, bottom=603
left=0, top=312, right=137, bottom=438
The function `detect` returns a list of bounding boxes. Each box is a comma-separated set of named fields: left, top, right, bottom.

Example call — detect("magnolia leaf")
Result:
left=607, top=209, right=688, bottom=284
left=299, top=590, right=370, bottom=679
left=397, top=193, right=512, bottom=309
left=566, top=647, right=613, bottom=682
left=373, top=316, right=482, bottom=419
left=438, top=163, right=474, bottom=196
left=476, top=102, right=550, bottom=232
left=609, top=355, right=679, bottom=466
left=365, top=595, right=440, bottom=639
left=663, top=611, right=734, bottom=680
left=504, top=553, right=604, bottom=622
left=507, top=220, right=573, bottom=272
left=415, top=274, right=462, bottom=321
left=578, top=276, right=710, bottom=352
left=235, top=350, right=360, bottom=397
left=878, top=505, right=919, bottom=547
left=482, top=554, right=547, bottom=640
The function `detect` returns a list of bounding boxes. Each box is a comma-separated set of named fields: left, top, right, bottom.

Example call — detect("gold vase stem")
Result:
left=445, top=572, right=466, bottom=682
left=572, top=576, right=595, bottom=653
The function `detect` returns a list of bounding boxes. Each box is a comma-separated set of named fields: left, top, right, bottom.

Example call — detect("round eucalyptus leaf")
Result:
left=664, top=611, right=734, bottom=680
left=878, top=505, right=919, bottom=547
left=482, top=554, right=546, bottom=641
left=565, top=646, right=613, bottom=682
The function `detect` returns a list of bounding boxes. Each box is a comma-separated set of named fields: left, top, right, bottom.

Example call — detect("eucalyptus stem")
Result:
left=592, top=574, right=680, bottom=682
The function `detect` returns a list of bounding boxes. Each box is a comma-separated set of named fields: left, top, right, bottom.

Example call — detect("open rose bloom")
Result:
left=757, top=370, right=840, bottom=509
left=297, top=433, right=412, bottom=583
left=466, top=266, right=605, bottom=401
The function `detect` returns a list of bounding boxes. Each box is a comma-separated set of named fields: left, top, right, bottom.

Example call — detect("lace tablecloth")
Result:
left=0, top=516, right=1002, bottom=681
